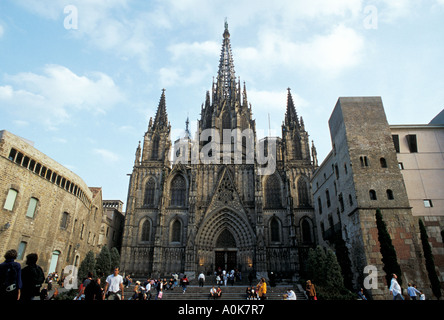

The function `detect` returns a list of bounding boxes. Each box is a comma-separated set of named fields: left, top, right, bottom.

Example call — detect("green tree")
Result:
left=110, top=247, right=120, bottom=270
left=305, top=245, right=354, bottom=300
left=95, top=245, right=112, bottom=281
left=306, top=245, right=326, bottom=286
left=375, top=208, right=402, bottom=287
left=333, top=235, right=354, bottom=291
left=419, top=219, right=442, bottom=299
left=77, top=250, right=96, bottom=286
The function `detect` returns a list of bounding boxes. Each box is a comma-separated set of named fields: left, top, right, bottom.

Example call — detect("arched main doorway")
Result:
left=214, top=229, right=237, bottom=271
left=195, top=209, right=255, bottom=273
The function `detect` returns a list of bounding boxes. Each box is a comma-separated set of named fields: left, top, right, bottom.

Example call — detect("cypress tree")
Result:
left=96, top=245, right=112, bottom=281
left=419, top=219, right=442, bottom=299
left=333, top=235, right=354, bottom=291
left=77, top=250, right=96, bottom=285
left=110, top=247, right=121, bottom=270
left=375, top=208, right=402, bottom=287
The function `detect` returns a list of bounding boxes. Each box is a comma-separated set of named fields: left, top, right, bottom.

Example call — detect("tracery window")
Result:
left=270, top=217, right=281, bottom=242
left=297, top=177, right=310, bottom=207
left=265, top=174, right=282, bottom=209
left=143, top=178, right=155, bottom=206
left=151, top=135, right=160, bottom=160
left=171, top=175, right=186, bottom=206
left=171, top=220, right=181, bottom=243
left=141, top=219, right=151, bottom=242
left=301, top=219, right=312, bottom=244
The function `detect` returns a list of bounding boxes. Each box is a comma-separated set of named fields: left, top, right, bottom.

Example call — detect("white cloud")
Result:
left=0, top=65, right=123, bottom=126
left=93, top=148, right=120, bottom=163
left=237, top=24, right=365, bottom=77
left=168, top=41, right=220, bottom=62
left=159, top=65, right=213, bottom=88
left=249, top=89, right=307, bottom=114
left=0, top=24, right=4, bottom=38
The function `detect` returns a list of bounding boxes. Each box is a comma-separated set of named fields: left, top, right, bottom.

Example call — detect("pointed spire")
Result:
left=242, top=81, right=248, bottom=107
left=134, top=141, right=141, bottom=166
left=185, top=116, right=191, bottom=139
left=152, top=89, right=168, bottom=131
left=216, top=19, right=236, bottom=102
left=285, top=88, right=300, bottom=129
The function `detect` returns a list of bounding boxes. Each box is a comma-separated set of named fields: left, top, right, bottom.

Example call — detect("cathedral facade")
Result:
left=120, top=23, right=317, bottom=279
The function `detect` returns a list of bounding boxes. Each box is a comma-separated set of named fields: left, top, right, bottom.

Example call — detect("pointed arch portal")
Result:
left=195, top=208, right=255, bottom=273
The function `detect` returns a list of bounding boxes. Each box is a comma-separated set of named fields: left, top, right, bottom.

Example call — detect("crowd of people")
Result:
left=0, top=249, right=431, bottom=301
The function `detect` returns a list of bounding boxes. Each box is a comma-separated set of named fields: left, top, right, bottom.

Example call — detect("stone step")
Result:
left=124, top=284, right=306, bottom=301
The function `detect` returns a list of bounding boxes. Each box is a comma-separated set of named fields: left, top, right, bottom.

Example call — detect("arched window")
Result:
left=141, top=219, right=151, bottom=242
left=170, top=175, right=186, bottom=206
left=171, top=220, right=181, bottom=243
left=297, top=177, right=310, bottom=207
left=151, top=135, right=160, bottom=160
left=301, top=219, right=312, bottom=244
left=270, top=217, right=281, bottom=242
left=265, top=174, right=282, bottom=208
left=144, top=178, right=155, bottom=206
left=380, top=157, right=387, bottom=168
left=369, top=190, right=377, bottom=200
left=222, top=111, right=231, bottom=130
left=386, top=189, right=394, bottom=200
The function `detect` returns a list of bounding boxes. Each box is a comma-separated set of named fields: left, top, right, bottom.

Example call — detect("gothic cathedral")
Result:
left=120, top=23, right=318, bottom=280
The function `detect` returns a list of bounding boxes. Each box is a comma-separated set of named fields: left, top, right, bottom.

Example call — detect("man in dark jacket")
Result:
left=0, top=249, right=22, bottom=300
left=20, top=253, right=45, bottom=300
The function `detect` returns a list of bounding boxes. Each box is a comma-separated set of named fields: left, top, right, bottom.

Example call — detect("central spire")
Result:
left=215, top=19, right=236, bottom=102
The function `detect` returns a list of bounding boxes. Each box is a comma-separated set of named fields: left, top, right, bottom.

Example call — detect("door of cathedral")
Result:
left=215, top=251, right=237, bottom=271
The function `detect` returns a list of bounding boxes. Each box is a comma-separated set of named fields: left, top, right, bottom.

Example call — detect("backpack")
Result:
left=33, top=265, right=45, bottom=287
left=1, top=264, right=17, bottom=292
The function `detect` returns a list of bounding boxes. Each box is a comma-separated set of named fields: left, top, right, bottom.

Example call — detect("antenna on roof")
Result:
left=268, top=113, right=271, bottom=137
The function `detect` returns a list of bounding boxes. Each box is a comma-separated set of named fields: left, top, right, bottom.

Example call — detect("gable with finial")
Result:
left=205, top=166, right=245, bottom=217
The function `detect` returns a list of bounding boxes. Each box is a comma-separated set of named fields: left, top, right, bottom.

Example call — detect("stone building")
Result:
left=311, top=97, right=438, bottom=299
left=101, top=200, right=125, bottom=251
left=0, top=130, right=105, bottom=275
left=120, top=23, right=317, bottom=279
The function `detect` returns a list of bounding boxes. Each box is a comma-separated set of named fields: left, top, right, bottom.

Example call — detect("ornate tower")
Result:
left=120, top=90, right=172, bottom=276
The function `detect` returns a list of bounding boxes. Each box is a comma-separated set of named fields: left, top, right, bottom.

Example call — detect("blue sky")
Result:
left=1, top=0, right=443, bottom=209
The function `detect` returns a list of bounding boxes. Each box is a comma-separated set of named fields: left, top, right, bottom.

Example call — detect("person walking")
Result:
left=407, top=283, right=421, bottom=300
left=389, top=273, right=404, bottom=300
left=198, top=272, right=205, bottom=287
left=20, top=253, right=45, bottom=300
left=305, top=280, right=316, bottom=300
left=104, top=267, right=124, bottom=300
left=181, top=275, right=189, bottom=294
left=0, top=249, right=22, bottom=300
